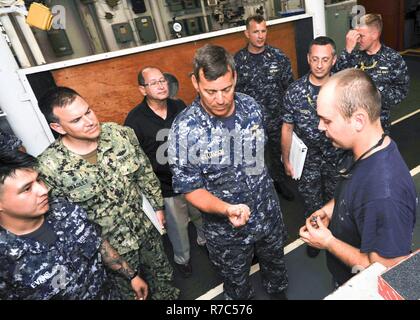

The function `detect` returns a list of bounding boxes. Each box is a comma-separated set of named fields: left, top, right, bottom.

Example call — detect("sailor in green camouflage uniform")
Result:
left=37, top=87, right=179, bottom=300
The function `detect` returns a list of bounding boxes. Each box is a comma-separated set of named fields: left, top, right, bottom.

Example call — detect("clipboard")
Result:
left=288, top=132, right=308, bottom=180
left=142, top=194, right=166, bottom=235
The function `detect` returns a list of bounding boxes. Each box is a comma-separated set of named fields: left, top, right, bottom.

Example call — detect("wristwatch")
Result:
left=129, top=271, right=138, bottom=281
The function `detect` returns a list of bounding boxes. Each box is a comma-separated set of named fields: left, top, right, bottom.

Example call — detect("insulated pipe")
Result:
left=264, top=0, right=274, bottom=19
left=13, top=12, right=46, bottom=65
left=148, top=0, right=167, bottom=42
left=199, top=0, right=209, bottom=32
left=0, top=14, right=31, bottom=68
left=0, top=31, right=54, bottom=155
left=304, top=0, right=326, bottom=37
left=92, top=1, right=119, bottom=51
left=122, top=0, right=141, bottom=46
left=85, top=1, right=110, bottom=52
left=74, top=0, right=98, bottom=54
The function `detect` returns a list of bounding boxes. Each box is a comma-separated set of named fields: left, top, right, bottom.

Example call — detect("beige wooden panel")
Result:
left=52, top=22, right=297, bottom=124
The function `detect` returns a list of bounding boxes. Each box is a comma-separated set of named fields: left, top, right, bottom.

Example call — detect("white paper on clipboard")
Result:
left=289, top=132, right=308, bottom=180
left=142, top=194, right=165, bottom=235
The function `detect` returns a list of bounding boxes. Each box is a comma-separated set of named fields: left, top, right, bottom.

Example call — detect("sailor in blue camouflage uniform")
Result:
left=234, top=14, right=294, bottom=200
left=0, top=129, right=23, bottom=151
left=282, top=37, right=342, bottom=220
left=0, top=149, right=148, bottom=300
left=168, top=44, right=288, bottom=300
left=0, top=199, right=119, bottom=300
left=334, top=14, right=409, bottom=133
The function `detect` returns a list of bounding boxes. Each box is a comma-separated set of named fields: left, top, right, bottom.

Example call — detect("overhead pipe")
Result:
left=265, top=1, right=276, bottom=20
left=92, top=1, right=120, bottom=51
left=0, top=14, right=31, bottom=68
left=13, top=12, right=46, bottom=65
left=84, top=1, right=111, bottom=52
left=122, top=0, right=141, bottom=46
left=304, top=0, right=326, bottom=37
left=148, top=0, right=167, bottom=42
left=199, top=0, right=209, bottom=32
left=264, top=0, right=274, bottom=19
left=74, top=1, right=99, bottom=53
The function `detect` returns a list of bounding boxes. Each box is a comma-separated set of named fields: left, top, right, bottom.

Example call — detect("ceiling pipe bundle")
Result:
left=0, top=13, right=31, bottom=67
left=13, top=11, right=46, bottom=65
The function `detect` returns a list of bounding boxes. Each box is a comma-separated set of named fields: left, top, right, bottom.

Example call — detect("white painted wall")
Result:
left=0, top=32, right=53, bottom=156
left=304, top=0, right=326, bottom=37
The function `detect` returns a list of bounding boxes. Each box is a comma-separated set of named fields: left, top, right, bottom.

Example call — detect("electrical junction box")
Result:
left=183, top=16, right=211, bottom=35
left=130, top=0, right=147, bottom=13
left=166, top=0, right=184, bottom=12
left=47, top=29, right=74, bottom=57
left=183, top=17, right=200, bottom=35
left=183, top=0, right=198, bottom=9
left=112, top=23, right=134, bottom=43
left=134, top=16, right=157, bottom=43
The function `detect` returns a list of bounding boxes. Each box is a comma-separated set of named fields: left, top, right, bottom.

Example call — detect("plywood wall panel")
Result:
left=52, top=22, right=297, bottom=125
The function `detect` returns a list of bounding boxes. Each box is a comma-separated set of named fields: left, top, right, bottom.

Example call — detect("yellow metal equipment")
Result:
left=26, top=2, right=53, bottom=30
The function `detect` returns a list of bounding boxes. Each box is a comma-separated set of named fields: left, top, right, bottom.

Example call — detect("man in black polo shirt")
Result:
left=124, top=66, right=205, bottom=278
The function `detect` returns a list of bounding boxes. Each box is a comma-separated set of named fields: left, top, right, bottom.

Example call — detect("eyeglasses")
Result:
left=142, top=78, right=168, bottom=88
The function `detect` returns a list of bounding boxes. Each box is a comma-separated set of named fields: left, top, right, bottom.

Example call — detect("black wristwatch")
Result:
left=129, top=271, right=138, bottom=281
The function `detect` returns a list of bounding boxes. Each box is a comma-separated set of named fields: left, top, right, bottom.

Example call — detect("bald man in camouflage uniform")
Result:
left=235, top=15, right=294, bottom=200
left=169, top=44, right=288, bottom=300
left=37, top=87, right=179, bottom=300
left=334, top=14, right=409, bottom=133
